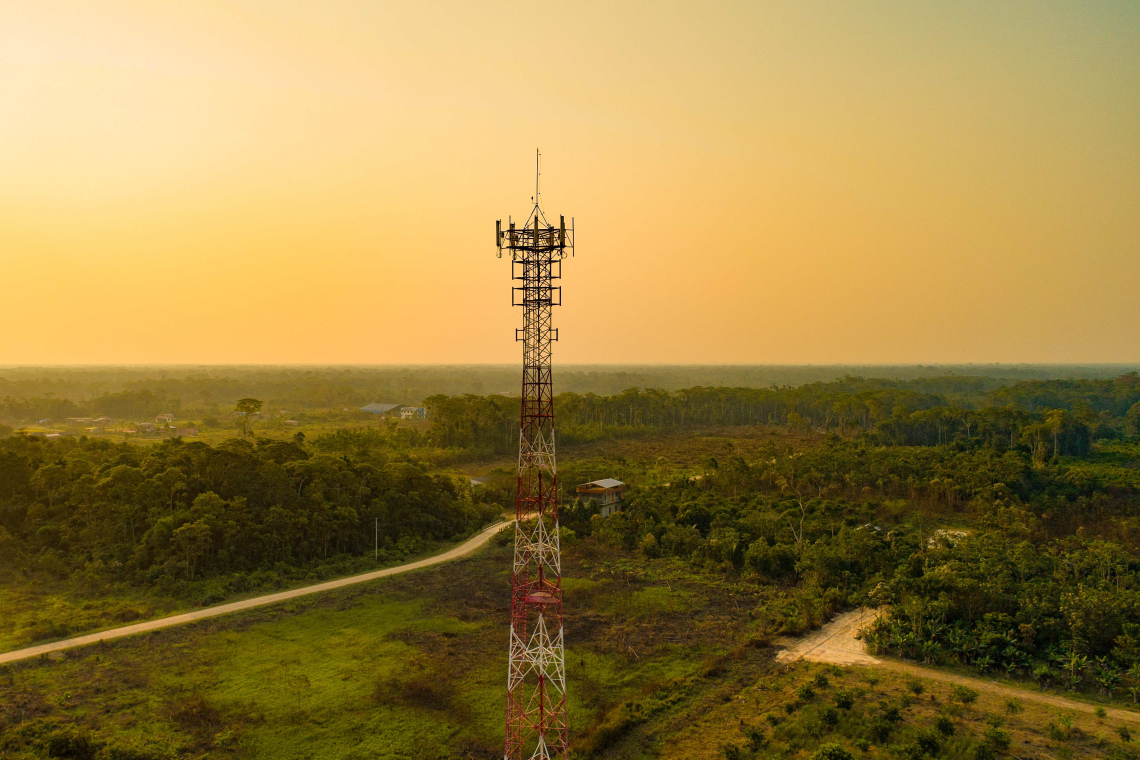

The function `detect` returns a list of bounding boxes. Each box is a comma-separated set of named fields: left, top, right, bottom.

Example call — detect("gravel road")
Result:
left=0, top=521, right=509, bottom=666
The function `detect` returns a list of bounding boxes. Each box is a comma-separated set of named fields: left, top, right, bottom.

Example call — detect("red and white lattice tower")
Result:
left=496, top=153, right=573, bottom=760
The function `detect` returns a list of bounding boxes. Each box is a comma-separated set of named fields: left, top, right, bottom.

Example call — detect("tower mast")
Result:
left=496, top=153, right=572, bottom=760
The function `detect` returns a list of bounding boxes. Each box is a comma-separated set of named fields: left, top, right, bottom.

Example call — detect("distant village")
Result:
left=21, top=414, right=201, bottom=440
left=17, top=401, right=428, bottom=440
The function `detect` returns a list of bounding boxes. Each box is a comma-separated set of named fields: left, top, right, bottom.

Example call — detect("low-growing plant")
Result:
left=984, top=725, right=1012, bottom=751
left=743, top=725, right=767, bottom=751
left=915, top=728, right=941, bottom=756
left=952, top=684, right=978, bottom=705
left=812, top=743, right=854, bottom=760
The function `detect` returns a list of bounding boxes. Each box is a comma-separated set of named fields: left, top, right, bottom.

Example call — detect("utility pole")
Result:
left=375, top=517, right=378, bottom=561
left=496, top=151, right=573, bottom=760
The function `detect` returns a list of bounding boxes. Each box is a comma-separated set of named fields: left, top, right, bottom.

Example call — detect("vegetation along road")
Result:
left=0, top=520, right=509, bottom=666
left=778, top=609, right=1140, bottom=725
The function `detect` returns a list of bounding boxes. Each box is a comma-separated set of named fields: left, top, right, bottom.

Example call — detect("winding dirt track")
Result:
left=0, top=521, right=510, bottom=666
left=777, top=608, right=1140, bottom=725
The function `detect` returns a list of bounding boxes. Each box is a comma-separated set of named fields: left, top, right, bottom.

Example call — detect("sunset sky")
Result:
left=2, top=1, right=1138, bottom=365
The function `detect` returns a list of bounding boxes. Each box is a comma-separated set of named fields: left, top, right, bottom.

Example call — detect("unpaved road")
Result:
left=0, top=521, right=510, bottom=666
left=777, top=608, right=1140, bottom=725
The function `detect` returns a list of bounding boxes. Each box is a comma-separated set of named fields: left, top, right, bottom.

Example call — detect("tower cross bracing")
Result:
left=496, top=156, right=573, bottom=760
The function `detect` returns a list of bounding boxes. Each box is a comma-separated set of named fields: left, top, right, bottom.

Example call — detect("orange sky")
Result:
left=1, top=1, right=1138, bottom=364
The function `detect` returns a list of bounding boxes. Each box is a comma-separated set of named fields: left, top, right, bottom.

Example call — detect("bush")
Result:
left=1119, top=726, right=1132, bottom=743
left=797, top=683, right=816, bottom=700
left=44, top=732, right=99, bottom=759
left=720, top=743, right=744, bottom=760
left=915, top=728, right=941, bottom=756
left=952, top=685, right=979, bottom=704
left=973, top=743, right=995, bottom=760
left=812, top=743, right=854, bottom=760
left=984, top=726, right=1011, bottom=751
left=814, top=673, right=831, bottom=689
left=743, top=726, right=766, bottom=750
left=935, top=715, right=955, bottom=737
left=834, top=689, right=854, bottom=709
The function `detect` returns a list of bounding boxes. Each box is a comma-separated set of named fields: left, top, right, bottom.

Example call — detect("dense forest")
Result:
left=0, top=432, right=499, bottom=607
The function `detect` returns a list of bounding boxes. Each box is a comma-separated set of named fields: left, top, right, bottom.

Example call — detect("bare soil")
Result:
left=776, top=608, right=1140, bottom=725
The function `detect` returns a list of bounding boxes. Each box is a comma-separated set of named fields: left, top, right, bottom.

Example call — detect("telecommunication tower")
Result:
left=496, top=151, right=573, bottom=760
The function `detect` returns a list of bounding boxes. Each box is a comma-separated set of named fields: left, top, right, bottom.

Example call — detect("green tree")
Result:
left=172, top=520, right=212, bottom=579
left=235, top=398, right=263, bottom=439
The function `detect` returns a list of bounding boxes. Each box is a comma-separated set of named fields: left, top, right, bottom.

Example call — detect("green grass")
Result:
left=0, top=540, right=757, bottom=759
left=0, top=531, right=493, bottom=654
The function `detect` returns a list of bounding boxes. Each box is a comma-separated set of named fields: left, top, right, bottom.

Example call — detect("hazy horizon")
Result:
left=3, top=2, right=1137, bottom=365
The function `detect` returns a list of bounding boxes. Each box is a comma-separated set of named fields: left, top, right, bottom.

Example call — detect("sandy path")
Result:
left=0, top=521, right=510, bottom=666
left=776, top=608, right=1140, bottom=724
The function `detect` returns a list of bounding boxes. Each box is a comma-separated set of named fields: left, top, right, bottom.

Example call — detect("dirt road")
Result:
left=0, top=521, right=510, bottom=666
left=777, top=608, right=1140, bottom=725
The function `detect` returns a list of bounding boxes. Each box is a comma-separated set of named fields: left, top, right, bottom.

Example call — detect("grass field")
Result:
left=0, top=535, right=758, bottom=759
left=5, top=533, right=1135, bottom=759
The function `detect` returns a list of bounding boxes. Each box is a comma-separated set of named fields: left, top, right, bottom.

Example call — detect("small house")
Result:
left=470, top=477, right=487, bottom=487
left=361, top=403, right=400, bottom=415
left=156, top=414, right=175, bottom=423
left=576, top=478, right=626, bottom=517
left=400, top=407, right=426, bottom=420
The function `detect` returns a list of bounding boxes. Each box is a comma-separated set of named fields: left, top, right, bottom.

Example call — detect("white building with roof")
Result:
left=576, top=478, right=627, bottom=517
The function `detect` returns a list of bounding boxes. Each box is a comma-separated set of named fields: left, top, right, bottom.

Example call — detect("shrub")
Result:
left=1119, top=726, right=1133, bottom=743
left=1096, top=706, right=1108, bottom=719
left=973, top=744, right=995, bottom=760
left=1004, top=698, right=1022, bottom=714
left=915, top=728, right=941, bottom=756
left=814, top=673, right=831, bottom=689
left=984, top=726, right=1011, bottom=751
left=43, top=731, right=99, bottom=760
left=908, top=679, right=925, bottom=696
left=796, top=683, right=815, bottom=700
left=952, top=685, right=979, bottom=704
left=812, top=743, right=855, bottom=760
left=834, top=689, right=854, bottom=709
left=720, top=743, right=744, bottom=760
left=743, top=725, right=767, bottom=750
left=822, top=706, right=839, bottom=726
left=935, top=716, right=955, bottom=737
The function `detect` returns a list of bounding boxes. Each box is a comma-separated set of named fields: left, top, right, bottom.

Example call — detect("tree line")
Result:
left=423, top=373, right=1140, bottom=456
left=0, top=431, right=499, bottom=600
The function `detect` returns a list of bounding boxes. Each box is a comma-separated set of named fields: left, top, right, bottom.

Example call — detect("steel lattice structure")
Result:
left=496, top=162, right=573, bottom=760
